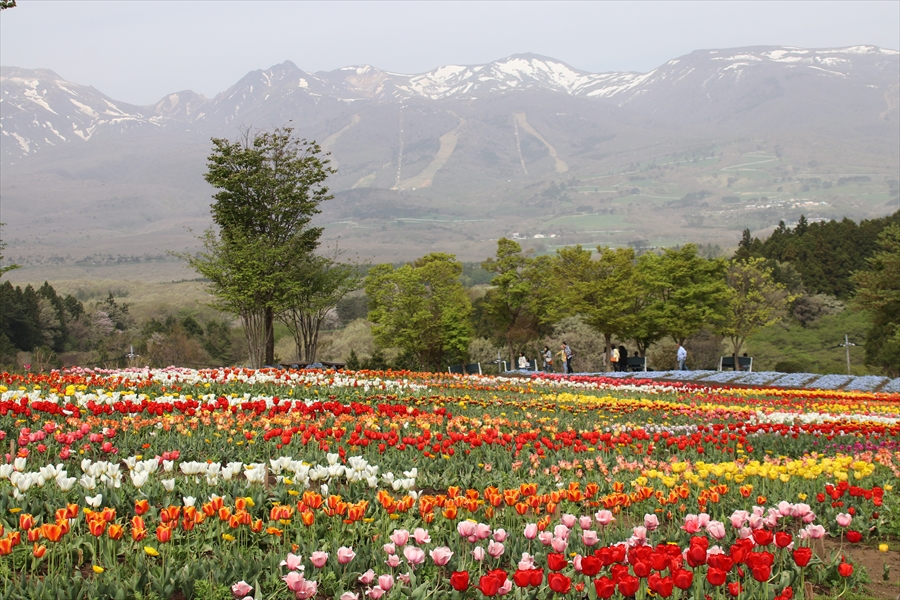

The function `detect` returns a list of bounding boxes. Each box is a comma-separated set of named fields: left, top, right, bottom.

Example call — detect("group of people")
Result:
left=517, top=342, right=691, bottom=374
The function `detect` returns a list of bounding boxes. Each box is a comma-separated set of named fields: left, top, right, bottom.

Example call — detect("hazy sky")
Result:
left=2, top=1, right=898, bottom=106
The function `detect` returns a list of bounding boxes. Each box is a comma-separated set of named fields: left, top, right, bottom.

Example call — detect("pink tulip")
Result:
left=582, top=530, right=599, bottom=546
left=777, top=501, right=793, bottom=516
left=706, top=520, right=727, bottom=540
left=283, top=572, right=305, bottom=592
left=644, top=514, right=659, bottom=531
left=358, top=569, right=375, bottom=585
left=403, top=545, right=426, bottom=567
left=579, top=515, right=593, bottom=530
left=836, top=513, right=852, bottom=528
left=337, top=546, right=356, bottom=565
left=632, top=526, right=647, bottom=541
left=561, top=514, right=577, bottom=528
left=538, top=531, right=553, bottom=546
left=429, top=546, right=453, bottom=566
left=524, top=523, right=538, bottom=539
left=281, top=553, right=303, bottom=571
left=310, top=551, right=329, bottom=568
left=412, top=528, right=431, bottom=544
left=378, top=574, right=394, bottom=591
left=457, top=521, right=476, bottom=538
left=472, top=546, right=485, bottom=561
left=488, top=540, right=505, bottom=558
left=748, top=514, right=764, bottom=529
left=802, top=512, right=817, bottom=524
left=367, top=587, right=385, bottom=600
left=730, top=510, right=749, bottom=529
left=518, top=552, right=536, bottom=570
left=232, top=581, right=253, bottom=597
left=738, top=527, right=753, bottom=539
left=498, top=578, right=513, bottom=595
left=390, top=529, right=410, bottom=546
left=382, top=543, right=396, bottom=555
left=573, top=554, right=583, bottom=572
left=294, top=579, right=318, bottom=600
left=801, top=524, right=826, bottom=540
left=682, top=514, right=702, bottom=533
left=792, top=503, right=812, bottom=518
left=492, top=528, right=508, bottom=542
left=397, top=572, right=412, bottom=585
left=550, top=537, right=568, bottom=552
left=554, top=524, right=571, bottom=539
left=340, top=593, right=359, bottom=600
left=386, top=554, right=401, bottom=568
left=595, top=510, right=615, bottom=526
left=474, top=523, right=492, bottom=540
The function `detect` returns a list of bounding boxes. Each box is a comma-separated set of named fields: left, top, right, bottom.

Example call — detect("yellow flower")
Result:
left=144, top=546, right=159, bottom=557
left=9, top=508, right=22, bottom=514
left=222, top=533, right=236, bottom=541
left=797, top=493, right=807, bottom=501
left=879, top=544, right=889, bottom=553
left=93, top=565, right=104, bottom=574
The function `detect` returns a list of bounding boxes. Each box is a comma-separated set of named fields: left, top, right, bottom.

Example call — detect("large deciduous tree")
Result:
left=480, top=238, right=542, bottom=364
left=365, top=253, right=472, bottom=372
left=538, top=246, right=642, bottom=369
left=719, top=257, right=792, bottom=357
left=183, top=128, right=334, bottom=367
left=639, top=245, right=730, bottom=345
left=852, top=223, right=900, bottom=376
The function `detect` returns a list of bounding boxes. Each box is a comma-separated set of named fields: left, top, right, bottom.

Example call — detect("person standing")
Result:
left=676, top=343, right=687, bottom=370
left=542, top=346, right=553, bottom=372
left=562, top=342, right=574, bottom=374
left=610, top=346, right=620, bottom=372
left=517, top=352, right=529, bottom=370
left=618, top=346, right=629, bottom=372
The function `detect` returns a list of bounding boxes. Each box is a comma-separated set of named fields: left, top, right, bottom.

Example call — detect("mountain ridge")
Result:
left=1, top=45, right=898, bottom=278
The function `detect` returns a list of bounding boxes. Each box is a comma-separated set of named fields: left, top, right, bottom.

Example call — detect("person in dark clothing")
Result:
left=618, top=346, right=628, bottom=372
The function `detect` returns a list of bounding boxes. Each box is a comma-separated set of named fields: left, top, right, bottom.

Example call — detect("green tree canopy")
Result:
left=638, top=245, right=730, bottom=345
left=182, top=127, right=335, bottom=367
left=365, top=253, right=472, bottom=372
left=851, top=223, right=900, bottom=376
left=719, top=257, right=792, bottom=357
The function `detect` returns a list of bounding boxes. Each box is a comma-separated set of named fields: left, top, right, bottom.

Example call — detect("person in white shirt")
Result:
left=676, top=343, right=687, bottom=370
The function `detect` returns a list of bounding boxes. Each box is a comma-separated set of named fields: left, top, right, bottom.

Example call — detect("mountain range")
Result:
left=1, top=46, right=898, bottom=280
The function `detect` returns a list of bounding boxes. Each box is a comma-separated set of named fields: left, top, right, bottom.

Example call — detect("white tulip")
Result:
left=161, top=478, right=175, bottom=492
left=85, top=493, right=103, bottom=507
left=79, top=474, right=96, bottom=490
left=14, top=457, right=26, bottom=471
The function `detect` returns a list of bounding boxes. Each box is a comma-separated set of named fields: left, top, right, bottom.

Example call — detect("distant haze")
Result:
left=0, top=1, right=898, bottom=105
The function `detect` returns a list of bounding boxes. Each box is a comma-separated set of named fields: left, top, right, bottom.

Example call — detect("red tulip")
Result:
left=837, top=559, right=853, bottom=578
left=548, top=572, right=572, bottom=594
left=513, top=570, right=531, bottom=588
left=672, top=568, right=693, bottom=590
left=617, top=574, right=640, bottom=597
left=648, top=573, right=673, bottom=597
left=479, top=574, right=501, bottom=597
left=751, top=564, right=772, bottom=582
left=528, top=568, right=543, bottom=587
left=728, top=582, right=742, bottom=597
left=547, top=553, right=568, bottom=572
left=594, top=576, right=615, bottom=598
left=686, top=544, right=707, bottom=567
left=706, top=567, right=727, bottom=586
left=775, top=531, right=793, bottom=548
left=449, top=571, right=469, bottom=591
left=846, top=530, right=862, bottom=543
left=581, top=555, right=601, bottom=577
left=752, top=529, right=774, bottom=546
left=793, top=547, right=813, bottom=567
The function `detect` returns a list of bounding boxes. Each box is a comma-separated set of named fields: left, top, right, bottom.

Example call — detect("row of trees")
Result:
left=362, top=241, right=794, bottom=372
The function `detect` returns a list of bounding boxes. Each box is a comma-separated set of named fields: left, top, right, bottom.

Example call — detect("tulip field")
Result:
left=0, top=367, right=898, bottom=600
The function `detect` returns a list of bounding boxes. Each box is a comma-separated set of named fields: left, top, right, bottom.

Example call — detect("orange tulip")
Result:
left=19, top=513, right=35, bottom=530
left=217, top=507, right=231, bottom=522
left=107, top=524, right=124, bottom=541
left=56, top=519, right=70, bottom=536
left=134, top=499, right=149, bottom=515
left=88, top=518, right=106, bottom=537
left=250, top=519, right=263, bottom=533
left=228, top=515, right=242, bottom=529
left=65, top=504, right=79, bottom=519
left=27, top=528, right=43, bottom=543
left=0, top=538, right=12, bottom=556
left=156, top=525, right=172, bottom=543
left=300, top=510, right=315, bottom=527
left=160, top=506, right=180, bottom=524
left=442, top=504, right=458, bottom=519
left=41, top=524, right=63, bottom=543
left=131, top=516, right=147, bottom=542
left=32, top=542, right=47, bottom=558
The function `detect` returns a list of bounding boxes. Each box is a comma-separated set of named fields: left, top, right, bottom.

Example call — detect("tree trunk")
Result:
left=265, top=306, right=275, bottom=366
left=605, top=333, right=613, bottom=372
